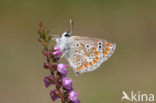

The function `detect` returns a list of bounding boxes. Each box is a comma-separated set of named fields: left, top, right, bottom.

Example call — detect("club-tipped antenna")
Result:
left=69, top=19, right=73, bottom=34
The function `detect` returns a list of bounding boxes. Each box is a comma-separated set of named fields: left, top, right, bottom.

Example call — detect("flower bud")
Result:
left=54, top=57, right=60, bottom=61
left=62, top=77, right=73, bottom=90
left=38, top=38, right=42, bottom=42
left=43, top=50, right=50, bottom=57
left=52, top=51, right=62, bottom=56
left=42, top=42, right=47, bottom=46
left=68, top=90, right=79, bottom=103
left=50, top=90, right=59, bottom=101
left=44, top=76, right=54, bottom=88
left=43, top=62, right=52, bottom=69
left=39, top=22, right=44, bottom=26
left=57, top=64, right=68, bottom=76
left=53, top=46, right=61, bottom=51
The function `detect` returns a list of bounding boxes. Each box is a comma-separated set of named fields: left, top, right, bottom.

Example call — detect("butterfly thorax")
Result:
left=55, top=31, right=72, bottom=56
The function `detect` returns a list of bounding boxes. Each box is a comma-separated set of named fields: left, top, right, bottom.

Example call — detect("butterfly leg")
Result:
left=60, top=50, right=68, bottom=60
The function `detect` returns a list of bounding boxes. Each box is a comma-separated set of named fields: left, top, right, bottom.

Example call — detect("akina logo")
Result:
left=121, top=91, right=154, bottom=102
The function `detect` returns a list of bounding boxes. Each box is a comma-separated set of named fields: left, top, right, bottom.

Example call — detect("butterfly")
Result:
left=55, top=21, right=116, bottom=75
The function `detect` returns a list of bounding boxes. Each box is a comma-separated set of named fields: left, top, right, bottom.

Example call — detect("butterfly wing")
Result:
left=65, top=36, right=116, bottom=74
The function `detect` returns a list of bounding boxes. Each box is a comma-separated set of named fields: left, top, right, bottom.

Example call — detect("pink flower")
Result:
left=53, top=51, right=62, bottom=56
left=68, top=90, right=80, bottom=103
left=62, top=77, right=73, bottom=90
left=44, top=75, right=54, bottom=88
left=53, top=46, right=61, bottom=51
left=50, top=90, right=59, bottom=101
left=57, top=64, right=68, bottom=76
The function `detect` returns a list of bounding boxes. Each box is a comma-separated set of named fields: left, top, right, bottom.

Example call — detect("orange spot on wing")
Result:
left=77, top=67, right=81, bottom=71
left=77, top=65, right=83, bottom=71
left=103, top=48, right=109, bottom=56
left=103, top=51, right=107, bottom=56
left=94, top=51, right=99, bottom=56
left=106, top=48, right=109, bottom=51
left=106, top=43, right=111, bottom=47
left=89, top=62, right=93, bottom=66
left=93, top=60, right=97, bottom=64
left=96, top=57, right=99, bottom=60
left=84, top=63, right=88, bottom=68
left=92, top=47, right=97, bottom=51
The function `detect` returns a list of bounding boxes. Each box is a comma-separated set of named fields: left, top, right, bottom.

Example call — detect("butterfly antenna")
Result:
left=69, top=19, right=73, bottom=35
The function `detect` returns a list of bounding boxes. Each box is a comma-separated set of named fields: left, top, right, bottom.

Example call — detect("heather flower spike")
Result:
left=37, top=22, right=80, bottom=103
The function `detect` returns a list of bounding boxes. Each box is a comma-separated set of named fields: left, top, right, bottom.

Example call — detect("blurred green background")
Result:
left=0, top=0, right=156, bottom=103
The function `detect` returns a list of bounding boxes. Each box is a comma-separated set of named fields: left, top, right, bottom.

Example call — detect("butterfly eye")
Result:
left=64, top=33, right=71, bottom=37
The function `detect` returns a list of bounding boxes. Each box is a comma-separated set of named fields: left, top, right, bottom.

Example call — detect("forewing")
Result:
left=65, top=36, right=116, bottom=74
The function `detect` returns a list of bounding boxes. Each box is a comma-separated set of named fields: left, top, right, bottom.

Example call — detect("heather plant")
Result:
left=38, top=22, right=80, bottom=103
